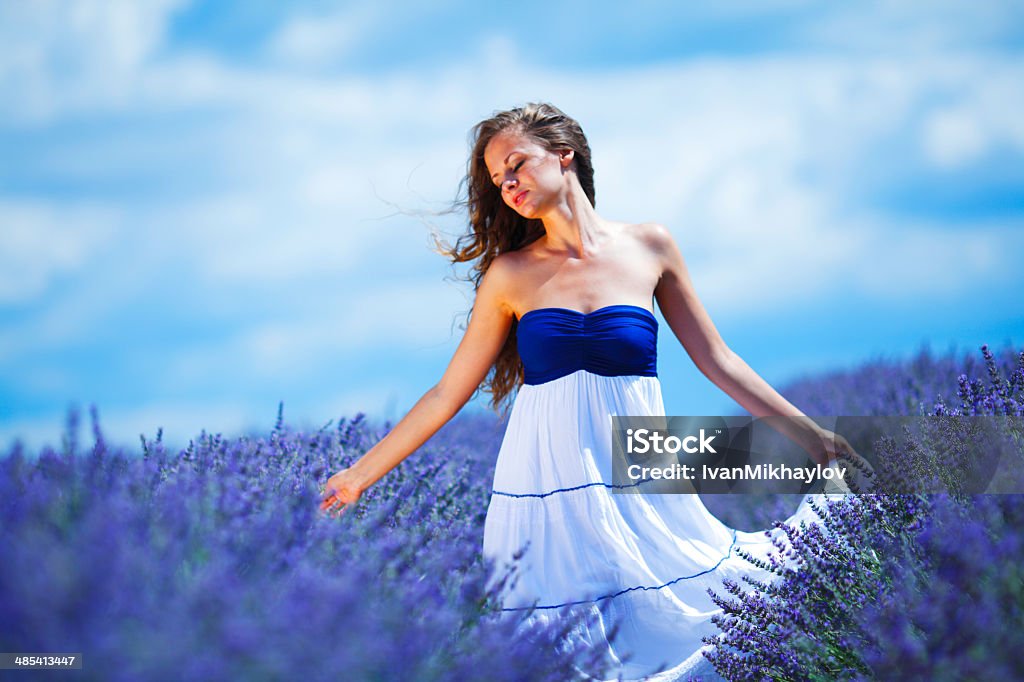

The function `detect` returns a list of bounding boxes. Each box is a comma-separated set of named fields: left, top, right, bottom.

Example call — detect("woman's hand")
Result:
left=319, top=467, right=367, bottom=518
left=811, top=429, right=852, bottom=466
left=813, top=429, right=876, bottom=492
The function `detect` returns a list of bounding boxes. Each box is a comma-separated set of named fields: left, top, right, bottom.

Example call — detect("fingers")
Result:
left=318, top=490, right=352, bottom=519
left=840, top=446, right=873, bottom=475
left=319, top=487, right=333, bottom=510
left=320, top=493, right=341, bottom=511
left=319, top=498, right=345, bottom=518
left=832, top=443, right=878, bottom=494
left=319, top=475, right=361, bottom=518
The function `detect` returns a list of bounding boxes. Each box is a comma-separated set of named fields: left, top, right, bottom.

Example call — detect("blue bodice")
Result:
left=516, top=304, right=658, bottom=385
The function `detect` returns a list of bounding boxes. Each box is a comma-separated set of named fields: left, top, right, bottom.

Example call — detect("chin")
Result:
left=512, top=200, right=534, bottom=216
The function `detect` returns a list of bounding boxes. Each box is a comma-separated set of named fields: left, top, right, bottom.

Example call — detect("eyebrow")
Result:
left=490, top=152, right=519, bottom=182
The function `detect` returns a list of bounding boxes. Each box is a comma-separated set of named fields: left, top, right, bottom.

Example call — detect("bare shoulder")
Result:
left=627, top=221, right=676, bottom=254
left=613, top=221, right=679, bottom=272
left=486, top=250, right=530, bottom=282
left=476, top=252, right=520, bottom=316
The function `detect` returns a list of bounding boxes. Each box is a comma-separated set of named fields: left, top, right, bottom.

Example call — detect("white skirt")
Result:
left=483, top=370, right=847, bottom=681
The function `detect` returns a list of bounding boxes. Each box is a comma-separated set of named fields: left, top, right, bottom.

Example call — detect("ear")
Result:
left=559, top=148, right=575, bottom=168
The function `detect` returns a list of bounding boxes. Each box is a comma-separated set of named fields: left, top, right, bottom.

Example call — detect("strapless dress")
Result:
left=482, top=305, right=847, bottom=681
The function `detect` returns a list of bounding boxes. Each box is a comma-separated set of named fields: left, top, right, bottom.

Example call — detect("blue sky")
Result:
left=2, top=0, right=1023, bottom=451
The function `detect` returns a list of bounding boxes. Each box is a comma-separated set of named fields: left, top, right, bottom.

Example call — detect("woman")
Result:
left=320, top=102, right=864, bottom=681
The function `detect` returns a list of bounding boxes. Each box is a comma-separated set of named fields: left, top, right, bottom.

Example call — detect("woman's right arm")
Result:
left=320, top=257, right=516, bottom=515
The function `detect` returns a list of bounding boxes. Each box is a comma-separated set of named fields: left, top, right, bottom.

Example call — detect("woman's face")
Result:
left=483, top=130, right=573, bottom=218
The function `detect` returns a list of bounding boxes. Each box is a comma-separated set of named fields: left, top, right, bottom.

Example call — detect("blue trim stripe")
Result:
left=491, top=479, right=656, bottom=498
left=499, top=528, right=739, bottom=612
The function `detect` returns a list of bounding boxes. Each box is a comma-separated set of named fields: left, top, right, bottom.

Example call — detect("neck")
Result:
left=537, top=180, right=604, bottom=258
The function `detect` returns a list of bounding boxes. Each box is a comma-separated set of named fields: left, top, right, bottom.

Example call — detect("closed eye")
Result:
left=493, top=159, right=526, bottom=187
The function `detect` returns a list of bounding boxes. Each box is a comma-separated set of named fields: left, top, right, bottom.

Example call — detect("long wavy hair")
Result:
left=435, top=102, right=597, bottom=415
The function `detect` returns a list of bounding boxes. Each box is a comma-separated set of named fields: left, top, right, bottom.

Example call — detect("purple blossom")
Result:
left=1, top=343, right=1021, bottom=680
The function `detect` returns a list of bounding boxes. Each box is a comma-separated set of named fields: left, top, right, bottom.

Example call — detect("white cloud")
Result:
left=688, top=211, right=1021, bottom=314
left=0, top=199, right=121, bottom=304
left=2, top=3, right=1022, bottom=451
left=160, top=277, right=470, bottom=389
left=0, top=0, right=187, bottom=124
left=798, top=0, right=1022, bottom=54
left=267, top=4, right=380, bottom=67
left=3, top=45, right=1021, bottom=358
left=922, top=108, right=987, bottom=169
left=920, top=63, right=1024, bottom=169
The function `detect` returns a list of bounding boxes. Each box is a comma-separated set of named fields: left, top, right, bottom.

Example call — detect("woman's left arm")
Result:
left=644, top=223, right=846, bottom=466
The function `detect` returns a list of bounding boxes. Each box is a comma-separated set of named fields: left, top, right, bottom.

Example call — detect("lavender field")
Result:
left=2, top=344, right=1023, bottom=681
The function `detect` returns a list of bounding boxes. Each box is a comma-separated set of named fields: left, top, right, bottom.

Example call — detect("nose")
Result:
left=502, top=176, right=518, bottom=192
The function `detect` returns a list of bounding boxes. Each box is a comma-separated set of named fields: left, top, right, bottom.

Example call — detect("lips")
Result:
left=513, top=190, right=528, bottom=206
